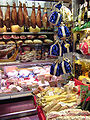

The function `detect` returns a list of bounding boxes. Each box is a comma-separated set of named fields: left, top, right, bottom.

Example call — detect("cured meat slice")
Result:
left=11, top=35, right=19, bottom=39
left=11, top=2, right=17, bottom=25
left=36, top=4, right=41, bottom=28
left=27, top=35, right=35, bottom=39
left=31, top=4, right=36, bottom=28
left=3, top=35, right=11, bottom=40
left=20, top=35, right=26, bottom=39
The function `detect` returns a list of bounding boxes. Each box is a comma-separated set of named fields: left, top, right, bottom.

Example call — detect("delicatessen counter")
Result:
left=0, top=65, right=90, bottom=120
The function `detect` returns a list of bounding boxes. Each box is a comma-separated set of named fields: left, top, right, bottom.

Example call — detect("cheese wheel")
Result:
left=0, top=41, right=5, bottom=45
left=44, top=39, right=53, bottom=44
left=7, top=41, right=15, bottom=44
left=33, top=39, right=42, bottom=44
left=24, top=40, right=33, bottom=44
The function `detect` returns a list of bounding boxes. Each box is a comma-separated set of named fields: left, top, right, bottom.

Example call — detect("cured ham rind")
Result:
left=23, top=3, right=30, bottom=27
left=31, top=4, right=36, bottom=28
left=36, top=4, right=42, bottom=28
left=18, top=2, right=24, bottom=27
left=0, top=6, right=3, bottom=28
left=5, top=4, right=11, bottom=28
left=11, top=2, right=17, bottom=25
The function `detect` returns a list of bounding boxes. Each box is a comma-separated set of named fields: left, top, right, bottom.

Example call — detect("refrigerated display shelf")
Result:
left=0, top=95, right=37, bottom=120
left=0, top=91, right=33, bottom=101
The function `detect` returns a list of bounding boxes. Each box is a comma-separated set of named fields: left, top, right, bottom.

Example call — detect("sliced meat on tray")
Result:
left=3, top=35, right=11, bottom=40
left=27, top=35, right=36, bottom=39
left=11, top=35, right=19, bottom=39
left=20, top=35, right=26, bottom=39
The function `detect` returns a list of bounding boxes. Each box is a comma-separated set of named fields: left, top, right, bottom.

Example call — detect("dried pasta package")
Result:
left=50, top=60, right=61, bottom=76
left=58, top=24, right=70, bottom=39
left=53, top=2, right=62, bottom=11
left=59, top=58, right=71, bottom=75
left=49, top=11, right=62, bottom=27
left=49, top=40, right=63, bottom=56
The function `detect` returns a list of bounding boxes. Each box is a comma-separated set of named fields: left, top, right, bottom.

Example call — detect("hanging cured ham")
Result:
left=23, top=3, right=30, bottom=28
left=0, top=6, right=3, bottom=28
left=42, top=5, right=48, bottom=29
left=18, top=1, right=24, bottom=27
left=11, top=2, right=17, bottom=25
left=36, top=4, right=41, bottom=28
left=31, top=4, right=36, bottom=28
left=5, top=3, right=11, bottom=28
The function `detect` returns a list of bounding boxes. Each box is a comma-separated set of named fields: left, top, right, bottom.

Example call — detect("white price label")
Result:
left=88, top=46, right=90, bottom=53
left=49, top=91, right=54, bottom=96
left=58, top=102, right=66, bottom=106
left=88, top=11, right=90, bottom=19
left=76, top=44, right=79, bottom=50
left=82, top=78, right=87, bottom=84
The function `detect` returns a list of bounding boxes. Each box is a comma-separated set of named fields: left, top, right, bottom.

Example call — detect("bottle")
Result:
left=87, top=2, right=90, bottom=22
left=75, top=34, right=82, bottom=54
left=84, top=5, right=88, bottom=22
left=84, top=1, right=90, bottom=22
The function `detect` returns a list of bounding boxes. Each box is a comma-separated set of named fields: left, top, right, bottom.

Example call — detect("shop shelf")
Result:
left=0, top=32, right=54, bottom=35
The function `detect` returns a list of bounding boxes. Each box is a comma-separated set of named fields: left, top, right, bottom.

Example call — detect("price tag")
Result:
left=76, top=44, right=79, bottom=50
left=88, top=46, right=90, bottom=54
left=58, top=102, right=66, bottom=106
left=49, top=91, right=54, bottom=96
left=88, top=11, right=90, bottom=18
left=82, top=78, right=87, bottom=84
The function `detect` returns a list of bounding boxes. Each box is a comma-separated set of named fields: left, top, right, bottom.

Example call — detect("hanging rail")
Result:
left=0, top=4, right=50, bottom=9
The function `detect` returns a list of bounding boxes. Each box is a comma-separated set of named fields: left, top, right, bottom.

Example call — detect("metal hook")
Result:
left=6, top=0, right=8, bottom=5
left=32, top=2, right=35, bottom=6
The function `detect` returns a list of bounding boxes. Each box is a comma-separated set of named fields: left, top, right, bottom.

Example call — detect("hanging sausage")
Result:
left=31, top=3, right=36, bottom=28
left=36, top=3, right=42, bottom=28
left=0, top=6, right=3, bottom=28
left=23, top=2, right=30, bottom=28
left=5, top=3, right=11, bottom=28
left=18, top=1, right=24, bottom=27
left=42, top=3, right=48, bottom=30
left=11, top=2, right=17, bottom=25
